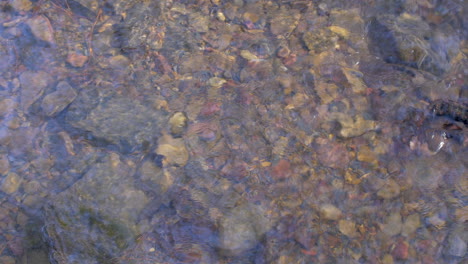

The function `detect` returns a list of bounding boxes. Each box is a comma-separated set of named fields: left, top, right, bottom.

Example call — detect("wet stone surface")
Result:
left=43, top=153, right=148, bottom=263
left=41, top=81, right=77, bottom=117
left=0, top=0, right=466, bottom=263
left=66, top=96, right=167, bottom=153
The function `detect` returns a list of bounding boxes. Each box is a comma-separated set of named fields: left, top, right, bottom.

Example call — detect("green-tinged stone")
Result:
left=44, top=153, right=149, bottom=263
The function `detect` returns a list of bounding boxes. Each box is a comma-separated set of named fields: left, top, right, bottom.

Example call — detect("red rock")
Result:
left=301, top=248, right=317, bottom=256
left=391, top=240, right=409, bottom=260
left=271, top=159, right=292, bottom=180
left=200, top=101, right=221, bottom=116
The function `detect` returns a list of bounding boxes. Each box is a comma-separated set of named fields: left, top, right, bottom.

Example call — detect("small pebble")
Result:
left=1, top=172, right=22, bottom=194
left=319, top=204, right=342, bottom=220
left=277, top=46, right=290, bottom=58
left=168, top=112, right=187, bottom=137
left=208, top=77, right=226, bottom=88
left=67, top=53, right=88, bottom=67
left=338, top=219, right=358, bottom=237
left=109, top=55, right=131, bottom=69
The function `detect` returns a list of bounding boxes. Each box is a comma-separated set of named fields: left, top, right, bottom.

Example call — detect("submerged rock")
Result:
left=19, top=71, right=53, bottom=112
left=382, top=211, right=402, bottom=237
left=156, top=134, right=189, bottom=167
left=319, top=203, right=342, bottom=221
left=41, top=81, right=77, bottom=117
left=68, top=96, right=166, bottom=152
left=44, top=153, right=149, bottom=264
left=112, top=1, right=165, bottom=50
left=444, top=234, right=467, bottom=258
left=219, top=203, right=272, bottom=256
left=430, top=99, right=468, bottom=125
left=377, top=179, right=400, bottom=199
left=367, top=13, right=459, bottom=76
left=10, top=0, right=33, bottom=12
left=168, top=112, right=187, bottom=137
left=338, top=219, right=358, bottom=238
left=0, top=172, right=22, bottom=194
left=26, top=16, right=55, bottom=45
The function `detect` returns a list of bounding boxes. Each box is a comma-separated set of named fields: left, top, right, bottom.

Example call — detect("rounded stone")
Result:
left=1, top=172, right=22, bottom=194
left=319, top=204, right=342, bottom=221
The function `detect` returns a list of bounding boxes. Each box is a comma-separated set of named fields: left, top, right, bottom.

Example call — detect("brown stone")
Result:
left=67, top=53, right=88, bottom=67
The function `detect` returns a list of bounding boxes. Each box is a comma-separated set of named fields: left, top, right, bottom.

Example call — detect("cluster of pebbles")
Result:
left=0, top=0, right=466, bottom=263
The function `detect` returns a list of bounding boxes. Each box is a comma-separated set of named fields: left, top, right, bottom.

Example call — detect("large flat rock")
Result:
left=43, top=153, right=148, bottom=264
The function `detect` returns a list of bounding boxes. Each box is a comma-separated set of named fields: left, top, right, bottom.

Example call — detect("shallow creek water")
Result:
left=0, top=0, right=466, bottom=263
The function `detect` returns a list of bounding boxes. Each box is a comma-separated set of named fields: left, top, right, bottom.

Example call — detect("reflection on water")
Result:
left=0, top=0, right=466, bottom=263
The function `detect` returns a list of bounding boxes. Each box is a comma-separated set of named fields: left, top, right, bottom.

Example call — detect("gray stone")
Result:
left=139, top=160, right=172, bottom=193
left=382, top=212, right=402, bottom=237
left=26, top=16, right=55, bottom=44
left=41, top=81, right=77, bottom=117
left=69, top=96, right=166, bottom=151
left=444, top=234, right=467, bottom=258
left=367, top=13, right=459, bottom=76
left=405, top=156, right=446, bottom=191
left=219, top=203, right=272, bottom=255
left=19, top=71, right=53, bottom=111
left=44, top=153, right=149, bottom=263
